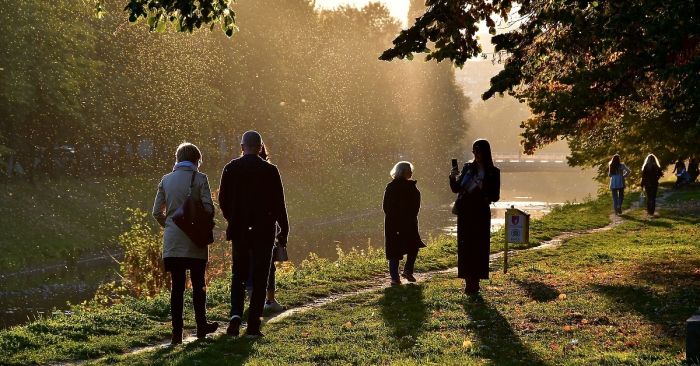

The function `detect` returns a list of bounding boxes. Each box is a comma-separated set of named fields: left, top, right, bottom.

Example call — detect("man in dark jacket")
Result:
left=218, top=130, right=289, bottom=337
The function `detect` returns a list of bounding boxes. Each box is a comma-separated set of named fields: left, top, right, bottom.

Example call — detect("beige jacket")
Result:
left=152, top=166, right=214, bottom=260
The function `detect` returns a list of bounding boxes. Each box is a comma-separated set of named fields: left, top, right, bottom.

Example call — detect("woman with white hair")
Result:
left=641, top=153, right=663, bottom=215
left=152, top=142, right=218, bottom=344
left=382, top=161, right=425, bottom=286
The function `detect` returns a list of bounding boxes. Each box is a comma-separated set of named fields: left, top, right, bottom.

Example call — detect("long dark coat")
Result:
left=383, top=179, right=426, bottom=260
left=218, top=154, right=289, bottom=243
left=450, top=162, right=500, bottom=279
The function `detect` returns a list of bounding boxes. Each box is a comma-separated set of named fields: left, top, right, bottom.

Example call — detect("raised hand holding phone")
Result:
left=450, top=158, right=459, bottom=178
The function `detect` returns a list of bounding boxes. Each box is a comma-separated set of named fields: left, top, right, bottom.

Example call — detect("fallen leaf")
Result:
left=563, top=325, right=574, bottom=332
left=558, top=293, right=567, bottom=300
left=462, top=340, right=473, bottom=349
left=343, top=321, right=353, bottom=328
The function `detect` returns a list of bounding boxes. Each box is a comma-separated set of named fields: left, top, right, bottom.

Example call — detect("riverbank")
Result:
left=90, top=186, right=699, bottom=365
left=0, top=190, right=635, bottom=365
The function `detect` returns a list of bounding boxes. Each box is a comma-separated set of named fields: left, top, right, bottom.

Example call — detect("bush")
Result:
left=117, top=208, right=168, bottom=297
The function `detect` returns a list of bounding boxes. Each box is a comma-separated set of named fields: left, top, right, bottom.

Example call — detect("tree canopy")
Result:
left=96, top=0, right=237, bottom=35
left=2, top=0, right=468, bottom=184
left=381, top=0, right=699, bottom=175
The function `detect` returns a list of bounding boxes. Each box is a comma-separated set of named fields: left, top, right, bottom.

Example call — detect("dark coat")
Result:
left=383, top=179, right=425, bottom=260
left=218, top=154, right=289, bottom=243
left=449, top=162, right=500, bottom=279
left=641, top=165, right=663, bottom=188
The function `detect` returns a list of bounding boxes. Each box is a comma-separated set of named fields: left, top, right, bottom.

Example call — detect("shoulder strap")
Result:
left=188, top=170, right=196, bottom=196
left=189, top=170, right=197, bottom=188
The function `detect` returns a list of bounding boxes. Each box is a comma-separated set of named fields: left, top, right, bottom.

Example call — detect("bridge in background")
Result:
left=492, top=154, right=575, bottom=172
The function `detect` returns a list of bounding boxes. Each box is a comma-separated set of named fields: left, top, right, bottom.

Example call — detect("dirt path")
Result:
left=61, top=196, right=657, bottom=366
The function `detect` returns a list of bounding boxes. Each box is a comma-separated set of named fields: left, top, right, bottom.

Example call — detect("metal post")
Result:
left=688, top=312, right=700, bottom=364
left=504, top=238, right=509, bottom=274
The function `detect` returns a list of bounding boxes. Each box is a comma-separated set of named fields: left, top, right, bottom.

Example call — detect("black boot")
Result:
left=171, top=328, right=183, bottom=345
left=196, top=321, right=219, bottom=339
left=226, top=317, right=241, bottom=337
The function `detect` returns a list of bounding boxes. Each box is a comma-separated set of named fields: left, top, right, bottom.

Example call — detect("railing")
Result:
left=492, top=154, right=568, bottom=164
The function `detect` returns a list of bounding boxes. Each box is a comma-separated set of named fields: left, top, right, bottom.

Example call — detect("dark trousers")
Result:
left=230, top=233, right=274, bottom=329
left=164, top=257, right=208, bottom=331
left=644, top=185, right=658, bottom=215
left=611, top=188, right=624, bottom=212
left=388, top=247, right=419, bottom=281
left=246, top=254, right=276, bottom=291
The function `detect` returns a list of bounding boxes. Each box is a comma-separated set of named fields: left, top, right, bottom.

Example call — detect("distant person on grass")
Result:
left=382, top=161, right=425, bottom=286
left=641, top=154, right=663, bottom=216
left=608, top=154, right=631, bottom=215
left=688, top=157, right=699, bottom=183
left=673, top=159, right=689, bottom=188
left=450, top=139, right=500, bottom=295
left=218, top=131, right=289, bottom=338
left=152, top=142, right=219, bottom=345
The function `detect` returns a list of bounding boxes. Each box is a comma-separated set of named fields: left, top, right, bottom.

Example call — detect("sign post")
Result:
left=504, top=206, right=530, bottom=273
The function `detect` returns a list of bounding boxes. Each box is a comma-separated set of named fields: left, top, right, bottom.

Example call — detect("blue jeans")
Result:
left=388, top=247, right=418, bottom=281
left=611, top=188, right=624, bottom=211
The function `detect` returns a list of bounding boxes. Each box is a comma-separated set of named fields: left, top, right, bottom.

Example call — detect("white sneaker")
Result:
left=264, top=300, right=284, bottom=312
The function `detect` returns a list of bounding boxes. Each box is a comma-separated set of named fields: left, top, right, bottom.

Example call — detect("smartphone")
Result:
left=451, top=158, right=458, bottom=169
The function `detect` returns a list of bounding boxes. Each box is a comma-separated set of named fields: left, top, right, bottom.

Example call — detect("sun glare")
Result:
left=314, top=0, right=409, bottom=25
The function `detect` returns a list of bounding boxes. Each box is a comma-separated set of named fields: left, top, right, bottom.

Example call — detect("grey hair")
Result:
left=175, top=142, right=202, bottom=166
left=390, top=161, right=413, bottom=179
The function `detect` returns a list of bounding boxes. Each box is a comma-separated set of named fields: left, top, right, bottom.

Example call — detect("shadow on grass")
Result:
left=379, top=284, right=427, bottom=351
left=514, top=279, right=560, bottom=302
left=619, top=213, right=674, bottom=228
left=593, top=259, right=700, bottom=339
left=114, top=333, right=258, bottom=366
left=462, top=296, right=546, bottom=365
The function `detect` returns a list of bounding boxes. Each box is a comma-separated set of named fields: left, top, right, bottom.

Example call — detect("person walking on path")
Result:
left=152, top=142, right=219, bottom=345
left=218, top=131, right=289, bottom=337
left=245, top=143, right=284, bottom=313
left=608, top=154, right=631, bottom=215
left=640, top=154, right=663, bottom=216
left=382, top=161, right=426, bottom=286
left=449, top=139, right=500, bottom=295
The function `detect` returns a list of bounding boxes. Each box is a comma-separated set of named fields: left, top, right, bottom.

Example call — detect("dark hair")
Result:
left=473, top=139, right=494, bottom=169
left=175, top=142, right=202, bottom=165
left=608, top=154, right=621, bottom=175
left=642, top=154, right=659, bottom=172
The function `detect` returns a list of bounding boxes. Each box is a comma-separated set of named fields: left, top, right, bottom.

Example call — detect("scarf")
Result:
left=172, top=161, right=198, bottom=171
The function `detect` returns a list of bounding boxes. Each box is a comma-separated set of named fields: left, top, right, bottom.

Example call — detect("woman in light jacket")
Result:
left=153, top=142, right=218, bottom=344
left=608, top=154, right=631, bottom=215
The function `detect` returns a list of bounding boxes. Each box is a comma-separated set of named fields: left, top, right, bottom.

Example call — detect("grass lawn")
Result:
left=84, top=188, right=699, bottom=365
left=0, top=190, right=640, bottom=364
left=0, top=190, right=638, bottom=365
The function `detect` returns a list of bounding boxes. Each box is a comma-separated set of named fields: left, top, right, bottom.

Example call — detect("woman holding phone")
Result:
left=449, top=139, right=500, bottom=295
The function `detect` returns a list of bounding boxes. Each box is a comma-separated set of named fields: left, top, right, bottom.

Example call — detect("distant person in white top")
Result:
left=608, top=154, right=631, bottom=215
